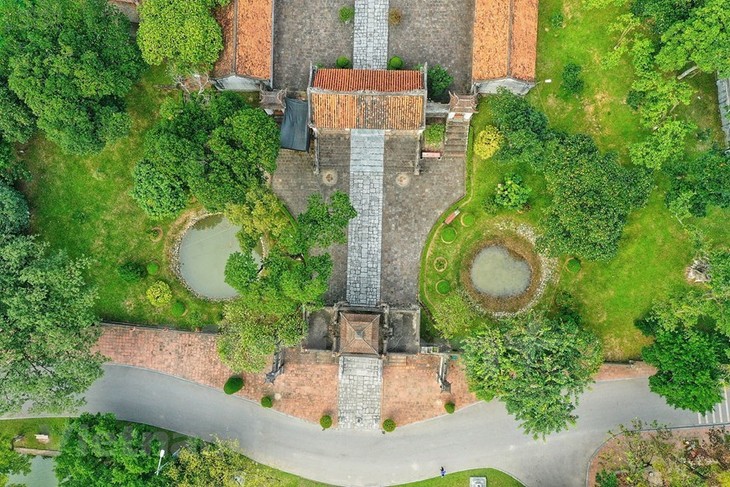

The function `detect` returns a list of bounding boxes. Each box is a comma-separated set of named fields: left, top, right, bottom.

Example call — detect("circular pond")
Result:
left=178, top=215, right=261, bottom=300
left=470, top=246, right=531, bottom=297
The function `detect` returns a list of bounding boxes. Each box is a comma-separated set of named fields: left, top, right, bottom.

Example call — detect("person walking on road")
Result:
left=440, top=466, right=446, bottom=477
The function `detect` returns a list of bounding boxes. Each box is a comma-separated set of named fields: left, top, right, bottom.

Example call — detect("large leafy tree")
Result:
left=0, top=184, right=29, bottom=236
left=163, top=438, right=268, bottom=487
left=665, top=148, right=730, bottom=218
left=463, top=310, right=603, bottom=438
left=637, top=291, right=730, bottom=412
left=0, top=432, right=31, bottom=487
left=655, top=0, right=730, bottom=76
left=0, top=83, right=35, bottom=143
left=137, top=0, right=229, bottom=75
left=131, top=93, right=280, bottom=219
left=540, top=134, right=652, bottom=261
left=55, top=413, right=168, bottom=487
left=0, top=0, right=144, bottom=154
left=0, top=234, right=104, bottom=414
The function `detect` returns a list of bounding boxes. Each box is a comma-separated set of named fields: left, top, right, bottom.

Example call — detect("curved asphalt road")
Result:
left=59, top=364, right=725, bottom=487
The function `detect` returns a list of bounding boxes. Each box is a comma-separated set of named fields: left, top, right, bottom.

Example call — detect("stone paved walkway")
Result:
left=353, top=0, right=390, bottom=69
left=337, top=355, right=383, bottom=429
left=346, top=129, right=386, bottom=306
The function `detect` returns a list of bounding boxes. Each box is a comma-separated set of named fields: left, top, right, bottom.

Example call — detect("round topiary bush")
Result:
left=320, top=415, right=333, bottom=430
left=117, top=262, right=147, bottom=283
left=567, top=258, right=582, bottom=273
left=146, top=281, right=172, bottom=307
left=460, top=213, right=475, bottom=227
left=336, top=56, right=352, bottom=69
left=223, top=376, right=244, bottom=395
left=441, top=226, right=457, bottom=243
left=474, top=125, right=503, bottom=159
left=388, top=56, right=404, bottom=70
left=436, top=280, right=451, bottom=295
left=146, top=261, right=160, bottom=275
left=170, top=300, right=186, bottom=317
left=382, top=419, right=396, bottom=432
left=444, top=402, right=455, bottom=414
left=261, top=396, right=273, bottom=408
left=339, top=5, right=355, bottom=23
left=433, top=257, right=448, bottom=272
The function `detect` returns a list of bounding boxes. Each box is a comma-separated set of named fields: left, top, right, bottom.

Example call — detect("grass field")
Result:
left=420, top=0, right=729, bottom=360
left=396, top=468, right=523, bottom=486
left=0, top=418, right=69, bottom=451
left=21, top=66, right=223, bottom=328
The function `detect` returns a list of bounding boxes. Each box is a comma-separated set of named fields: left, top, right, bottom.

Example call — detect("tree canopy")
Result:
left=0, top=432, right=31, bottom=487
left=0, top=0, right=144, bottom=154
left=462, top=309, right=603, bottom=438
left=0, top=233, right=104, bottom=414
left=131, top=93, right=280, bottom=219
left=137, top=0, right=229, bottom=75
left=665, top=148, right=730, bottom=218
left=638, top=290, right=730, bottom=412
left=0, top=184, right=29, bottom=236
left=56, top=413, right=168, bottom=487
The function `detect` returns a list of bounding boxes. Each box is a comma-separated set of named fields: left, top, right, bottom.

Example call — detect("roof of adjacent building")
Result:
left=339, top=313, right=381, bottom=355
left=309, top=68, right=425, bottom=130
left=312, top=69, right=424, bottom=92
left=213, top=0, right=272, bottom=80
left=472, top=0, right=538, bottom=82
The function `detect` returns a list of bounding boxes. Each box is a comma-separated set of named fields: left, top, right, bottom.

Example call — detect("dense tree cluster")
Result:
left=57, top=413, right=273, bottom=487
left=131, top=92, right=280, bottom=219
left=489, top=91, right=651, bottom=261
left=461, top=308, right=603, bottom=438
left=665, top=148, right=730, bottom=218
left=219, top=192, right=356, bottom=372
left=137, top=0, right=229, bottom=75
left=0, top=0, right=144, bottom=154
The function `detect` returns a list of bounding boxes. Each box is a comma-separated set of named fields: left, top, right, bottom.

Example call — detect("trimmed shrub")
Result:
left=146, top=281, right=172, bottom=307
left=382, top=419, right=396, bottom=432
left=320, top=415, right=333, bottom=430
left=423, top=123, right=445, bottom=148
left=388, top=56, right=404, bottom=70
left=261, top=396, right=273, bottom=408
left=560, top=62, right=584, bottom=97
left=427, top=65, right=453, bottom=101
left=170, top=300, right=186, bottom=317
left=460, top=213, right=475, bottom=227
left=444, top=402, right=455, bottom=414
left=494, top=173, right=531, bottom=210
left=336, top=56, right=352, bottom=69
left=117, top=262, right=147, bottom=283
left=223, top=376, right=244, bottom=395
left=436, top=280, right=451, bottom=295
left=567, top=258, right=582, bottom=273
left=441, top=226, right=456, bottom=243
left=388, top=8, right=402, bottom=25
left=146, top=261, right=160, bottom=275
left=474, top=126, right=503, bottom=159
left=549, top=11, right=564, bottom=28
left=339, top=5, right=355, bottom=23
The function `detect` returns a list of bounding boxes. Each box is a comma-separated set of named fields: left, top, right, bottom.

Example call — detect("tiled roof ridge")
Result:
left=312, top=68, right=424, bottom=92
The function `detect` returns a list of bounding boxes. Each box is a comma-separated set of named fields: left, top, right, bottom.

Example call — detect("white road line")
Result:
left=725, top=389, right=729, bottom=421
left=719, top=402, right=724, bottom=423
left=698, top=412, right=703, bottom=424
left=712, top=408, right=717, bottom=423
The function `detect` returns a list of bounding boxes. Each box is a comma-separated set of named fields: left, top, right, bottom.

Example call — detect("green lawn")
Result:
left=20, top=66, right=222, bottom=328
left=396, top=468, right=523, bottom=487
left=420, top=0, right=729, bottom=360
left=0, top=418, right=69, bottom=451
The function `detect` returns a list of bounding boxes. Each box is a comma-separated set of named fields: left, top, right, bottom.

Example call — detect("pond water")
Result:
left=470, top=245, right=532, bottom=298
left=178, top=215, right=261, bottom=300
left=7, top=455, right=57, bottom=486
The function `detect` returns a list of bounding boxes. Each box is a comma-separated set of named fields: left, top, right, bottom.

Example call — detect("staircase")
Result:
left=442, top=120, right=470, bottom=159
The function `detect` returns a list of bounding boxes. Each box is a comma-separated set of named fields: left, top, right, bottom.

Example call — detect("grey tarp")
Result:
left=280, top=98, right=310, bottom=151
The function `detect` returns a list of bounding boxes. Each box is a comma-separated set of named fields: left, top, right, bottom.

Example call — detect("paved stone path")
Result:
left=337, top=355, right=384, bottom=429
left=353, top=0, right=389, bottom=69
left=346, top=129, right=386, bottom=306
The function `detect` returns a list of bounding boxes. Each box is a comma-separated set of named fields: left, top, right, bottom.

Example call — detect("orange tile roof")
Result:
left=472, top=0, right=538, bottom=82
left=213, top=0, right=272, bottom=80
left=310, top=93, right=424, bottom=130
left=339, top=313, right=380, bottom=355
left=313, top=69, right=423, bottom=92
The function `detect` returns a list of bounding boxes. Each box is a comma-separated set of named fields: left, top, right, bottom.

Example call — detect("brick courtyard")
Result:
left=96, top=325, right=657, bottom=427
